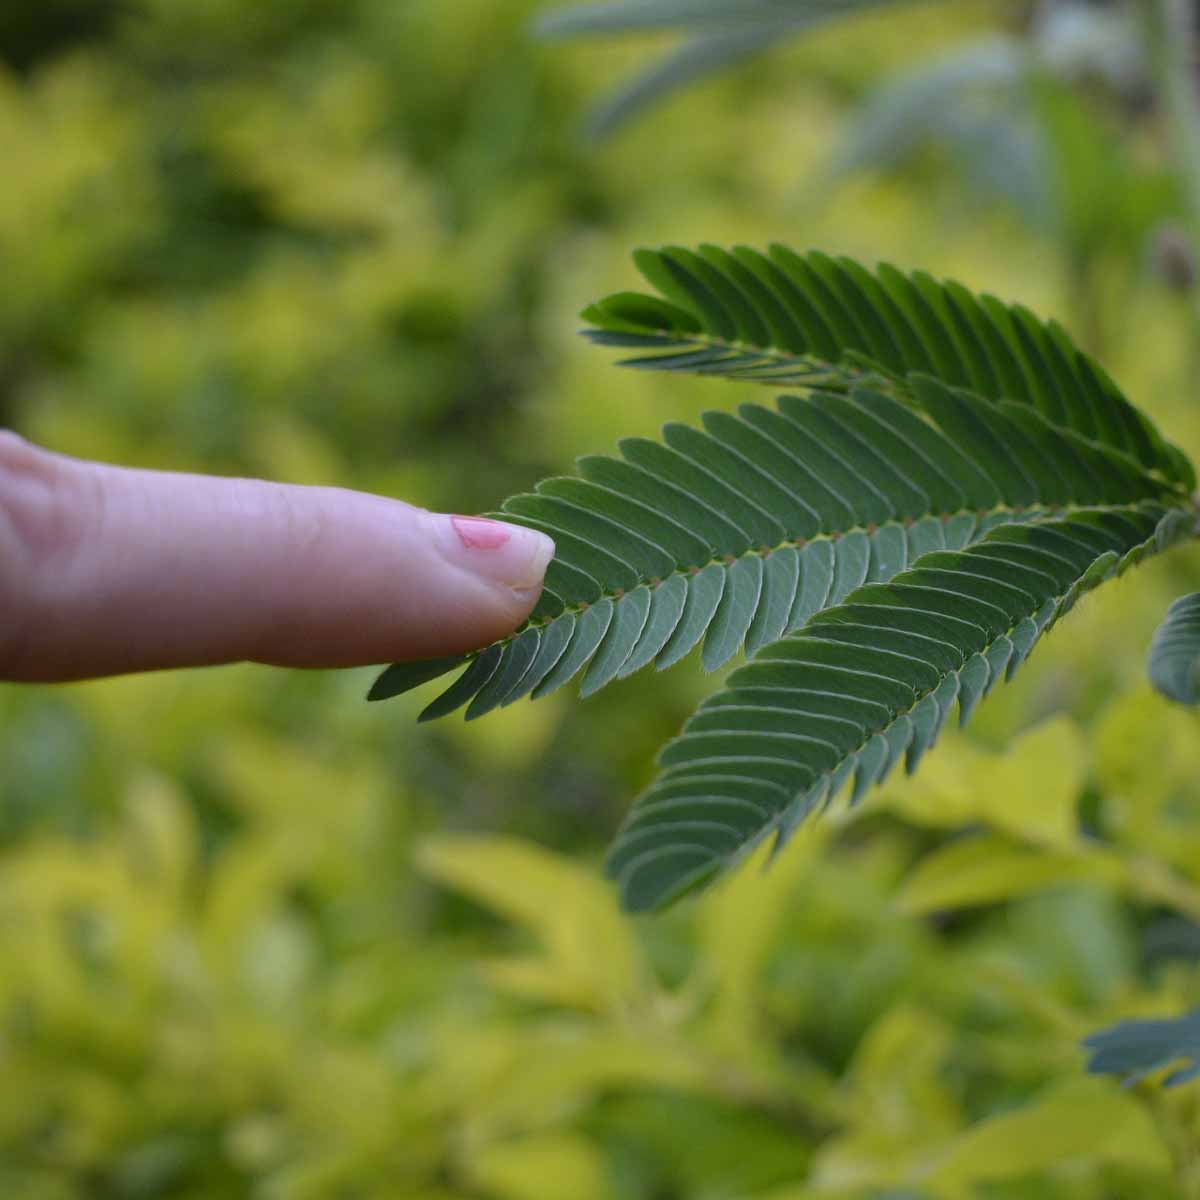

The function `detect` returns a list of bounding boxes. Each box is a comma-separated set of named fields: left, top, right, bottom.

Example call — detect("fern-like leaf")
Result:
left=583, top=245, right=1194, bottom=490
left=608, top=504, right=1193, bottom=910
left=372, top=249, right=1198, bottom=912
left=1148, top=592, right=1200, bottom=705
left=370, top=372, right=1181, bottom=719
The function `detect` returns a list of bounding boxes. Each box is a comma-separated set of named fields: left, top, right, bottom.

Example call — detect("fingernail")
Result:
left=425, top=513, right=555, bottom=590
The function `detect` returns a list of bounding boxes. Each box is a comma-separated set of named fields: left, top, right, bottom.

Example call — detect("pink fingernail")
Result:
left=426, top=511, right=555, bottom=590
left=451, top=515, right=513, bottom=551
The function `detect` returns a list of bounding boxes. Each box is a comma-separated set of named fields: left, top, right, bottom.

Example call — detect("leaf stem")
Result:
left=1147, top=0, right=1200, bottom=243
left=1144, top=0, right=1200, bottom=367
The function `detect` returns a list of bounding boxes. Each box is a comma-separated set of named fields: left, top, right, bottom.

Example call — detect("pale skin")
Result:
left=0, top=432, right=555, bottom=683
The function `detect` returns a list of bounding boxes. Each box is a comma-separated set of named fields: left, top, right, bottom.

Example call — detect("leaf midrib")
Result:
left=598, top=322, right=873, bottom=383
left=502, top=501, right=1139, bottom=648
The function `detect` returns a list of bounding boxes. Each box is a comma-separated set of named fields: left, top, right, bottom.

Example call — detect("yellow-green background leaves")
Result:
left=6, top=0, right=1200, bottom=1196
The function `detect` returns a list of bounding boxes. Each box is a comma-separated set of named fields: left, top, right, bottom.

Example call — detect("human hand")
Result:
left=0, top=433, right=555, bottom=683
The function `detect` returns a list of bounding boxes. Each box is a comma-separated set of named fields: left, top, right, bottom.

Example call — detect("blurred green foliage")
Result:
left=5, top=0, right=1200, bottom=1196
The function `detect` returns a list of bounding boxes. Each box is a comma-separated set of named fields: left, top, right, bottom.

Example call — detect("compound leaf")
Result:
left=370, top=248, right=1198, bottom=913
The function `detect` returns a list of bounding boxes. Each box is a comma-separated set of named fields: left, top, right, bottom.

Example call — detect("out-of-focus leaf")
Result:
left=927, top=1077, right=1169, bottom=1190
left=1033, top=74, right=1172, bottom=261
left=1032, top=0, right=1144, bottom=94
left=536, top=0, right=943, bottom=136
left=581, top=25, right=792, bottom=139
left=457, top=1029, right=708, bottom=1128
left=699, top=822, right=829, bottom=1055
left=1083, top=1007, right=1200, bottom=1087
left=1148, top=592, right=1200, bottom=705
left=841, top=1007, right=959, bottom=1137
left=809, top=1007, right=958, bottom=1191
left=938, top=106, right=1053, bottom=229
left=1095, top=688, right=1200, bottom=811
left=597, top=1092, right=817, bottom=1197
left=754, top=1189, right=925, bottom=1200
left=882, top=716, right=1087, bottom=850
left=537, top=0, right=907, bottom=37
left=418, top=836, right=648, bottom=1012
left=826, top=36, right=1054, bottom=230
left=467, top=1132, right=613, bottom=1200
left=895, top=834, right=1121, bottom=916
left=969, top=717, right=1087, bottom=848
left=1093, top=688, right=1200, bottom=864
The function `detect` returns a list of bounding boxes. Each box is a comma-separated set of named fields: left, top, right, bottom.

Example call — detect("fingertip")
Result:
left=423, top=512, right=555, bottom=592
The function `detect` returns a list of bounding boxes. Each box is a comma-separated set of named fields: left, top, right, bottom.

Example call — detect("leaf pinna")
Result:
left=610, top=505, right=1189, bottom=910
left=371, top=245, right=1199, bottom=912
left=582, top=246, right=1192, bottom=489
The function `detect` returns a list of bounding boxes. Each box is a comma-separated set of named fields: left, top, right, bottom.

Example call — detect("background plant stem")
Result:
left=1146, top=0, right=1200, bottom=373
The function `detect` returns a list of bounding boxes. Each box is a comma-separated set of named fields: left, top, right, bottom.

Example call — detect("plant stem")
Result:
left=1144, top=0, right=1200, bottom=368
left=1149, top=0, right=1200, bottom=236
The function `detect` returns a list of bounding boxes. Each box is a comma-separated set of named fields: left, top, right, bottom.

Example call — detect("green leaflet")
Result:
left=582, top=245, right=1194, bottom=491
left=368, top=655, right=477, bottom=702
left=1147, top=591, right=1200, bottom=705
left=371, top=376, right=1174, bottom=720
left=606, top=505, right=1192, bottom=912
